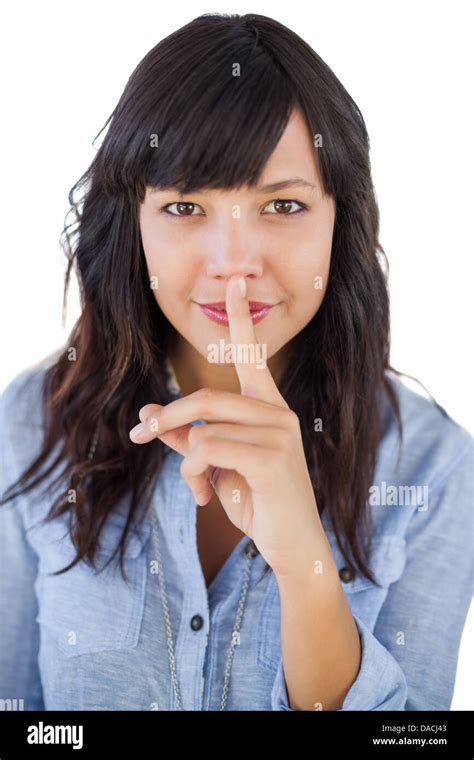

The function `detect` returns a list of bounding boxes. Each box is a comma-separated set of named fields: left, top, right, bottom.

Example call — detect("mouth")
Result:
left=196, top=301, right=276, bottom=326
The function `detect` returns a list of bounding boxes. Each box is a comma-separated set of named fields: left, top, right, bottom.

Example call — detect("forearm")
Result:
left=275, top=533, right=362, bottom=711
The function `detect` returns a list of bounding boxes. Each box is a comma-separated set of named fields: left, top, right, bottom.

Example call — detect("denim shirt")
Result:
left=1, top=356, right=473, bottom=711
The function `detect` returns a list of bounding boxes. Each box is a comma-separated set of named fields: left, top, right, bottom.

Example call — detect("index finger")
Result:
left=225, top=275, right=288, bottom=407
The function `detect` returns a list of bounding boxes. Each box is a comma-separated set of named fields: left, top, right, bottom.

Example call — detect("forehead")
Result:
left=257, top=111, right=321, bottom=192
left=266, top=108, right=319, bottom=168
left=145, top=108, right=322, bottom=199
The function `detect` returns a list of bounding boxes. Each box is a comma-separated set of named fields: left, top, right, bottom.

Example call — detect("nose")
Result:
left=205, top=226, right=263, bottom=280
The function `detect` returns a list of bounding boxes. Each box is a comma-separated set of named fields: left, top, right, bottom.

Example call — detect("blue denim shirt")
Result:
left=1, top=356, right=472, bottom=711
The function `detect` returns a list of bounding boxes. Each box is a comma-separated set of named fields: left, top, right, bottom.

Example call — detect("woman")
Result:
left=1, top=12, right=472, bottom=711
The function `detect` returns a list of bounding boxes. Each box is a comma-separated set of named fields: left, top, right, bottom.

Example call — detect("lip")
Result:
left=199, top=301, right=274, bottom=310
left=196, top=301, right=276, bottom=326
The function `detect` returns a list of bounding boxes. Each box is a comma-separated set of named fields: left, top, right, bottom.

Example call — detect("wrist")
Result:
left=273, top=530, right=340, bottom=592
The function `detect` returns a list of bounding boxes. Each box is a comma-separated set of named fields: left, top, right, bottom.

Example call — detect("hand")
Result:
left=129, top=275, right=324, bottom=577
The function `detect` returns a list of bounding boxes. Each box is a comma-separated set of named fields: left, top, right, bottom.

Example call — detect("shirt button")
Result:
left=190, top=614, right=204, bottom=631
left=245, top=540, right=259, bottom=557
left=339, top=566, right=355, bottom=583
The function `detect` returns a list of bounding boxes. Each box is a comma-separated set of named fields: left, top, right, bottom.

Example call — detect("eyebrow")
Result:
left=149, top=178, right=317, bottom=195
left=256, top=178, right=317, bottom=193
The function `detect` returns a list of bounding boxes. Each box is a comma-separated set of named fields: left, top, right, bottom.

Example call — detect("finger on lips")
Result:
left=226, top=275, right=288, bottom=407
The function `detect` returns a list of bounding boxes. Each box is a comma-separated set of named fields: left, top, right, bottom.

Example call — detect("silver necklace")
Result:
left=148, top=497, right=258, bottom=710
left=87, top=423, right=259, bottom=711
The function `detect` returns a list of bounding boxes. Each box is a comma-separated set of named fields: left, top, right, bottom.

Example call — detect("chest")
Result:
left=195, top=495, right=246, bottom=588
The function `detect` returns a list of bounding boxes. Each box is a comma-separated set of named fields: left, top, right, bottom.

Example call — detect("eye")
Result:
left=162, top=202, right=204, bottom=217
left=262, top=199, right=308, bottom=215
left=160, top=198, right=309, bottom=218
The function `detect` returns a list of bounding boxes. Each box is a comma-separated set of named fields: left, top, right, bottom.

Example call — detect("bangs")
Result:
left=101, top=16, right=301, bottom=196
left=143, top=65, right=297, bottom=194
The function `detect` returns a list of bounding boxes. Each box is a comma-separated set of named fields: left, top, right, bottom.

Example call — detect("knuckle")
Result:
left=198, top=386, right=215, bottom=402
left=187, top=425, right=202, bottom=446
left=285, top=409, right=300, bottom=431
left=188, top=424, right=211, bottom=448
left=197, top=386, right=215, bottom=414
left=198, top=437, right=214, bottom=457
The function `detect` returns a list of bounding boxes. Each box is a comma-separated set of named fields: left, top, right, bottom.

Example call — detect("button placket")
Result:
left=158, top=459, right=211, bottom=710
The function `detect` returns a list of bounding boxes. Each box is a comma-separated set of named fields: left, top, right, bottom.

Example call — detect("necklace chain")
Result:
left=87, top=421, right=259, bottom=711
left=149, top=496, right=258, bottom=710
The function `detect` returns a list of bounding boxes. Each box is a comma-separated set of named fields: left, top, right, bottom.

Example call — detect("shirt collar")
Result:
left=165, top=356, right=181, bottom=397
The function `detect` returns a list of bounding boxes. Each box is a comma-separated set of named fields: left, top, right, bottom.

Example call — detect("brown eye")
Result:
left=163, top=202, right=203, bottom=216
left=263, top=199, right=307, bottom=215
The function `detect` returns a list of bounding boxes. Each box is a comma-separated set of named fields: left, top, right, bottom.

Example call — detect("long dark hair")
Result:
left=1, top=12, right=433, bottom=586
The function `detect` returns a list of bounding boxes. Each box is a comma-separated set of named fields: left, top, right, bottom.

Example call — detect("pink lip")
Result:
left=197, top=301, right=275, bottom=326
left=200, top=301, right=274, bottom=310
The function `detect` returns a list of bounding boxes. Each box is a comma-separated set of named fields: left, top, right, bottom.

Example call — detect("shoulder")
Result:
left=372, top=370, right=473, bottom=533
left=0, top=351, right=61, bottom=526
left=0, top=350, right=60, bottom=431
left=381, top=370, right=473, bottom=474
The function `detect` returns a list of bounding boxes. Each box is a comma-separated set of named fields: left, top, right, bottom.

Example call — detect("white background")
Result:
left=0, top=0, right=472, bottom=708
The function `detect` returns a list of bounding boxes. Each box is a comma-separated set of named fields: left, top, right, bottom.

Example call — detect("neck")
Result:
left=168, top=335, right=291, bottom=397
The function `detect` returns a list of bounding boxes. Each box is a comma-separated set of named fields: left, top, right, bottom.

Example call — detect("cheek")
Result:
left=141, top=244, right=172, bottom=304
left=140, top=228, right=193, bottom=303
left=290, top=201, right=335, bottom=299
left=283, top=245, right=331, bottom=299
